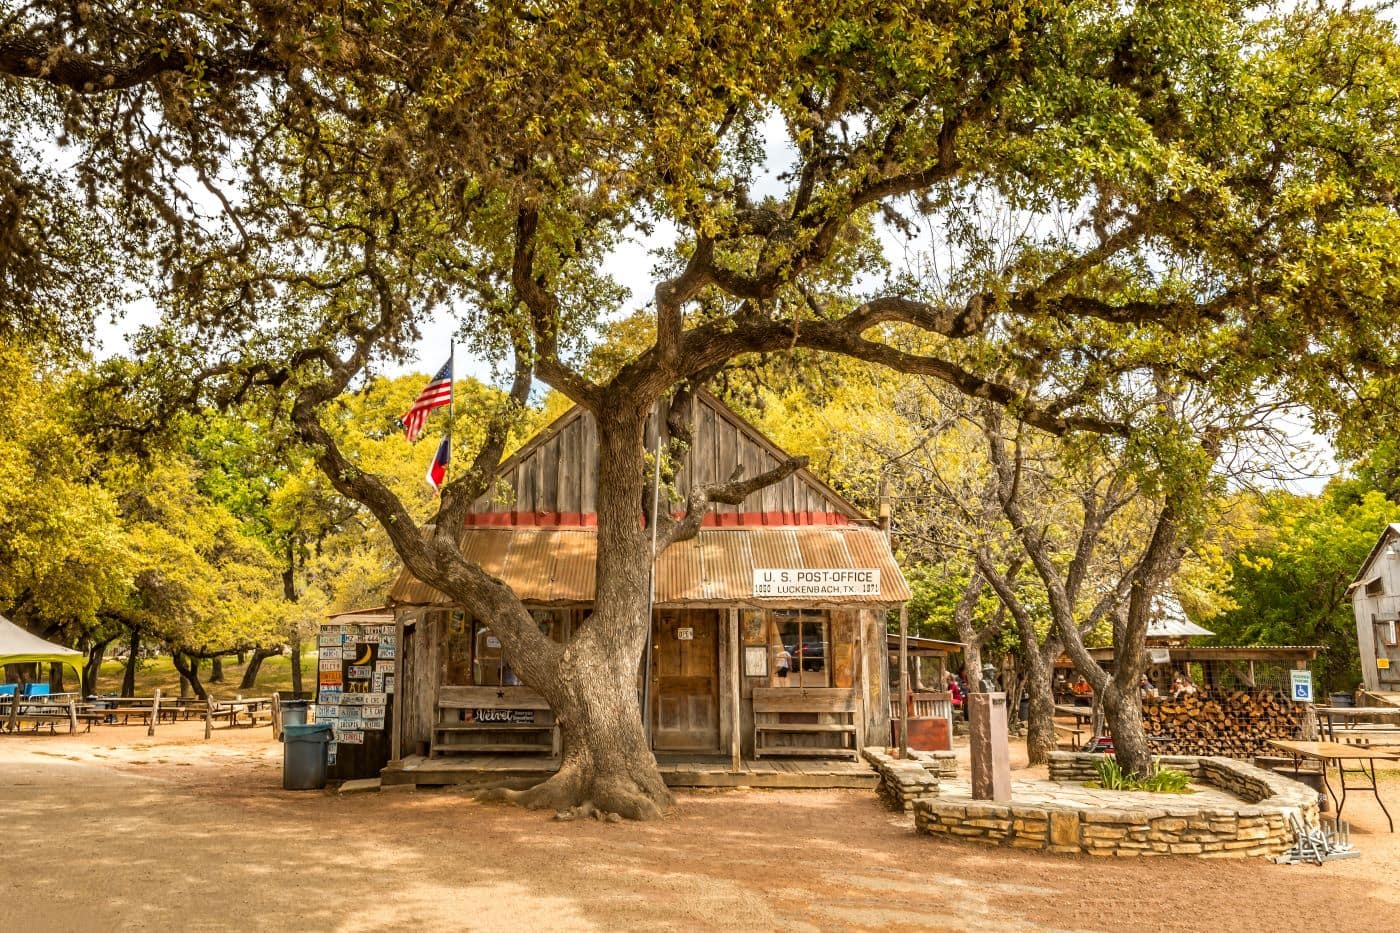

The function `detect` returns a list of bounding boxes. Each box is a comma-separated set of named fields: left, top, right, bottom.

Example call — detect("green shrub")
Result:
left=1089, top=757, right=1192, bottom=794
left=1143, top=766, right=1192, bottom=793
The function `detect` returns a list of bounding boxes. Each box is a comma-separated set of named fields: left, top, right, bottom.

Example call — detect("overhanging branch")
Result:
left=655, top=456, right=808, bottom=552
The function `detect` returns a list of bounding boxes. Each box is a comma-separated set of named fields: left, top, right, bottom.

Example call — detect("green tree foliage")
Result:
left=1211, top=483, right=1400, bottom=693
left=0, top=343, right=131, bottom=632
left=110, top=457, right=284, bottom=657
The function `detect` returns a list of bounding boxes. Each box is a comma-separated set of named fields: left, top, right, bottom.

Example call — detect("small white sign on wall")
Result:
left=1290, top=669, right=1313, bottom=703
left=677, top=627, right=694, bottom=641
left=744, top=645, right=768, bottom=677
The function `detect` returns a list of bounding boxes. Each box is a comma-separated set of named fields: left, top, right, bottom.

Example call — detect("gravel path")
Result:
left=4, top=723, right=1399, bottom=932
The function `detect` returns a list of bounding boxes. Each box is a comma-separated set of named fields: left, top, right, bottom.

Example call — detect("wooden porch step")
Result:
left=754, top=746, right=858, bottom=758
left=755, top=723, right=855, bottom=733
left=431, top=743, right=554, bottom=756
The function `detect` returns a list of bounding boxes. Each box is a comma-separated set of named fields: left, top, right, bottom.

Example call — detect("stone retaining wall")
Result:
left=1047, top=752, right=1314, bottom=812
left=909, top=749, right=958, bottom=780
left=914, top=753, right=1317, bottom=858
left=862, top=747, right=940, bottom=812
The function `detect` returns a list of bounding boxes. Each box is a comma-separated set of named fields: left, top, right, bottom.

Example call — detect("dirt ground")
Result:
left=5, top=724, right=1400, bottom=932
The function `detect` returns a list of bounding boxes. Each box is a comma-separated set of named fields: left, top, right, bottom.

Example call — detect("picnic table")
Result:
left=1269, top=739, right=1400, bottom=832
left=85, top=696, right=182, bottom=726
left=1054, top=704, right=1094, bottom=725
left=1, top=695, right=87, bottom=734
left=208, top=697, right=273, bottom=727
left=1313, top=706, right=1400, bottom=744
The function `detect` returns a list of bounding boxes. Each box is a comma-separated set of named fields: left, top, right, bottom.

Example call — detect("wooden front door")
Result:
left=652, top=610, right=720, bottom=751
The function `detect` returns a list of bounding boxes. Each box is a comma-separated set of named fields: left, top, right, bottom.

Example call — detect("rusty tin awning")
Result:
left=388, top=525, right=910, bottom=608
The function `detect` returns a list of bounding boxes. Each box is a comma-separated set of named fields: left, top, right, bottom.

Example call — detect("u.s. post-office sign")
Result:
left=753, top=568, right=881, bottom=598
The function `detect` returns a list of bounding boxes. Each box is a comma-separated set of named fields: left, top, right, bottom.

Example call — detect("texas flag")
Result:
left=425, top=434, right=450, bottom=492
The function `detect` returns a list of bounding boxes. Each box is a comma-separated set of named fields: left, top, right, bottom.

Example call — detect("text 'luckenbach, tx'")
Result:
left=752, top=568, right=881, bottom=597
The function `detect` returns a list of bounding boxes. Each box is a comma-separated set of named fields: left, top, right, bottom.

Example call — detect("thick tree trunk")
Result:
left=236, top=650, right=246, bottom=664
left=209, top=656, right=224, bottom=683
left=1022, top=650, right=1058, bottom=766
left=82, top=639, right=111, bottom=697
left=171, top=653, right=208, bottom=700
left=290, top=635, right=303, bottom=695
left=48, top=660, right=65, bottom=693
left=121, top=628, right=140, bottom=697
left=239, top=646, right=275, bottom=690
left=482, top=409, right=672, bottom=819
left=1100, top=683, right=1152, bottom=776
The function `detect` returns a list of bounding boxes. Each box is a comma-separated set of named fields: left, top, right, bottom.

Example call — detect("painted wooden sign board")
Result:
left=473, top=708, right=536, bottom=724
left=752, top=568, right=881, bottom=597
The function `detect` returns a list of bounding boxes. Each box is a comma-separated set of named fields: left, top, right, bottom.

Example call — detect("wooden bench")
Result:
left=88, top=698, right=180, bottom=726
left=752, top=687, right=862, bottom=761
left=432, top=685, right=559, bottom=758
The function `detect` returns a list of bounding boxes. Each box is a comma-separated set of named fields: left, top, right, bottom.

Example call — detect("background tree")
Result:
left=1211, top=482, right=1400, bottom=694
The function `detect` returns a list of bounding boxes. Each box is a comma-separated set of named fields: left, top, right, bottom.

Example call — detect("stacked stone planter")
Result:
left=900, top=748, right=958, bottom=779
left=912, top=752, right=1317, bottom=858
left=862, top=747, right=941, bottom=812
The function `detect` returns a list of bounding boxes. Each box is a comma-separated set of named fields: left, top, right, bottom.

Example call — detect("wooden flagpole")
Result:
left=445, top=343, right=455, bottom=483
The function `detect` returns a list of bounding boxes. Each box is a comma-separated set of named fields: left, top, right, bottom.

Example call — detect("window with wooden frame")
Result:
left=472, top=610, right=568, bottom=686
left=770, top=609, right=829, bottom=688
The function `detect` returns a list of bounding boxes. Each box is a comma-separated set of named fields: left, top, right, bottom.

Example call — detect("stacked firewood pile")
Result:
left=1142, top=689, right=1304, bottom=758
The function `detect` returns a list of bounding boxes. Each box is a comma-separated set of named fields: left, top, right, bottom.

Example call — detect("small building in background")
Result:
left=316, top=607, right=395, bottom=780
left=1348, top=523, right=1400, bottom=701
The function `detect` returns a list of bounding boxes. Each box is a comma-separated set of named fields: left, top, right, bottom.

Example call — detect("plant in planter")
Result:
left=1092, top=757, right=1193, bottom=794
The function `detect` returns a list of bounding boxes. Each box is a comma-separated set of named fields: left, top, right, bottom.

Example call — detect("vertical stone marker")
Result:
left=969, top=692, right=1011, bottom=802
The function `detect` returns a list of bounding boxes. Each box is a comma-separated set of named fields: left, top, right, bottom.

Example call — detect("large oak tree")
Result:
left=7, top=1, right=1400, bottom=803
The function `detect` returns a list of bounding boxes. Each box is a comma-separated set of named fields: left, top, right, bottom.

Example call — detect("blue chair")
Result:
left=0, top=684, right=15, bottom=697
left=23, top=683, right=50, bottom=698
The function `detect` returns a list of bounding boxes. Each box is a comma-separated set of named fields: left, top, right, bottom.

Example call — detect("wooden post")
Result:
left=66, top=696, right=78, bottom=734
left=898, top=604, right=910, bottom=760
left=6, top=688, right=17, bottom=734
left=147, top=688, right=161, bottom=737
left=729, top=609, right=741, bottom=771
left=391, top=614, right=404, bottom=763
left=204, top=696, right=213, bottom=740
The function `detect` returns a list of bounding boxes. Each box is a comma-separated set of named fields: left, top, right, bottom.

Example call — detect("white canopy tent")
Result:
left=0, top=614, right=84, bottom=688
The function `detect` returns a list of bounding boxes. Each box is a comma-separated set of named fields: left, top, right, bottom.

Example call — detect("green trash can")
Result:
left=282, top=722, right=332, bottom=790
left=281, top=699, right=309, bottom=728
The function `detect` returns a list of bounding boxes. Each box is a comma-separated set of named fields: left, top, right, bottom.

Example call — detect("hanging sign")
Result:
left=1290, top=669, right=1314, bottom=703
left=752, top=568, right=881, bottom=598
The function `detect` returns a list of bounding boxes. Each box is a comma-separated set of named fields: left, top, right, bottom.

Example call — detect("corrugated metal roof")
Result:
left=1146, top=593, right=1214, bottom=639
left=388, top=526, right=910, bottom=608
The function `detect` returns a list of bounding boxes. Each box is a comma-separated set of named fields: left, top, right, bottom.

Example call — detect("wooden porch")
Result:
left=380, top=752, right=879, bottom=790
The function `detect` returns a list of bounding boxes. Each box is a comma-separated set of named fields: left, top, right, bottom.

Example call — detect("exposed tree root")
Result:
left=476, top=760, right=672, bottom=822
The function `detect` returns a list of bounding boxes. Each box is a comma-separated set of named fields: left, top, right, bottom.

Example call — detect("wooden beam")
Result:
left=147, top=688, right=160, bottom=737
left=391, top=614, right=405, bottom=763
left=898, top=604, right=909, bottom=760
left=730, top=609, right=741, bottom=771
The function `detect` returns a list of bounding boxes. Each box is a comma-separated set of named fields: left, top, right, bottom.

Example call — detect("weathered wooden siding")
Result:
left=468, top=391, right=860, bottom=523
left=397, top=608, right=443, bottom=756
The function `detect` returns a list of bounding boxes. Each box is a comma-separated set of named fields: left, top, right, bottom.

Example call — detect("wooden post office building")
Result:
left=382, top=391, right=910, bottom=786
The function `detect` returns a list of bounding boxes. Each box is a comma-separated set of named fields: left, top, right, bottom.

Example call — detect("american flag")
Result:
left=401, top=356, right=453, bottom=442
